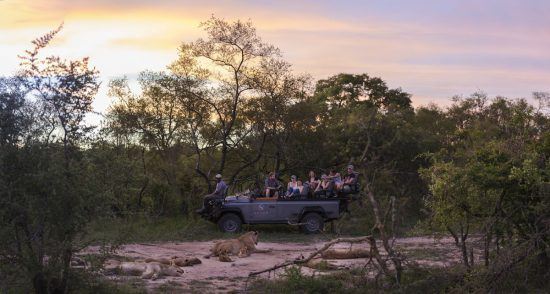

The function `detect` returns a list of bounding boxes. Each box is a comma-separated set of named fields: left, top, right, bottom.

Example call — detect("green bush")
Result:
left=249, top=267, right=348, bottom=294
left=249, top=266, right=467, bottom=294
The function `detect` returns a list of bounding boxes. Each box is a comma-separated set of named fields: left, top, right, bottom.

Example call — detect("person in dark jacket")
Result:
left=342, top=165, right=358, bottom=193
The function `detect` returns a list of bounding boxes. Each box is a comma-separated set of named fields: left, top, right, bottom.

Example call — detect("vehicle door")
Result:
left=275, top=201, right=302, bottom=222
left=248, top=200, right=278, bottom=222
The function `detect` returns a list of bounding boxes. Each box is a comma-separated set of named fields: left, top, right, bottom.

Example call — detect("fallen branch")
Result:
left=321, top=249, right=371, bottom=259
left=248, top=236, right=372, bottom=277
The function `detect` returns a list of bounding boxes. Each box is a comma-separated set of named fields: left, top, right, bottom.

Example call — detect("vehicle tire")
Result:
left=217, top=213, right=242, bottom=233
left=300, top=212, right=324, bottom=234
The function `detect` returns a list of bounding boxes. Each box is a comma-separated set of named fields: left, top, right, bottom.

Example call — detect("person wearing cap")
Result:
left=197, top=174, right=228, bottom=213
left=342, top=165, right=358, bottom=193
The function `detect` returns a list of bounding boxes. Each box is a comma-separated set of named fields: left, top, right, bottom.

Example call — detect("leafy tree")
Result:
left=421, top=93, right=549, bottom=280
left=171, top=16, right=280, bottom=183
left=108, top=71, right=207, bottom=214
left=0, top=77, right=31, bottom=146
left=106, top=17, right=310, bottom=210
left=0, top=26, right=107, bottom=293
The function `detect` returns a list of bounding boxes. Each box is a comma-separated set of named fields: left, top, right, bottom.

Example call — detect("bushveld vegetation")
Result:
left=0, top=17, right=548, bottom=293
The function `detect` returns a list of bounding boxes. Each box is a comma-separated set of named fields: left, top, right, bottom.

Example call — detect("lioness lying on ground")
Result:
left=204, top=231, right=271, bottom=262
left=144, top=256, right=202, bottom=267
left=104, top=259, right=184, bottom=280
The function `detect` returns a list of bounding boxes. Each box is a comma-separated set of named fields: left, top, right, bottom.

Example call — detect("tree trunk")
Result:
left=179, top=187, right=188, bottom=216
left=33, top=272, right=47, bottom=294
left=448, top=225, right=470, bottom=268
left=137, top=147, right=148, bottom=209
left=59, top=248, right=72, bottom=294
left=219, top=140, right=228, bottom=175
left=275, top=150, right=281, bottom=174
left=460, top=237, right=469, bottom=267
left=484, top=225, right=493, bottom=266
left=363, top=173, right=403, bottom=285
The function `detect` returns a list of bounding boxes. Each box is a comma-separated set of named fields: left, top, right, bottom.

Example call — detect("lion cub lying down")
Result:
left=104, top=260, right=183, bottom=280
left=205, top=231, right=270, bottom=262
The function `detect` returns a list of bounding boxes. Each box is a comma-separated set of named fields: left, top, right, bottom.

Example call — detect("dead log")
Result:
left=248, top=236, right=371, bottom=277
left=321, top=249, right=371, bottom=259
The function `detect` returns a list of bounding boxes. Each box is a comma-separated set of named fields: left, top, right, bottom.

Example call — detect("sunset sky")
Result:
left=1, top=0, right=549, bottom=119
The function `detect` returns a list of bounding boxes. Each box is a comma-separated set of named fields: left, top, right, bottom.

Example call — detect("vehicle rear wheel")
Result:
left=217, top=213, right=242, bottom=233
left=300, top=212, right=324, bottom=234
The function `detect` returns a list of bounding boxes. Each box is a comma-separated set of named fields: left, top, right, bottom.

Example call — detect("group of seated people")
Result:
left=263, top=164, right=359, bottom=199
left=197, top=165, right=359, bottom=213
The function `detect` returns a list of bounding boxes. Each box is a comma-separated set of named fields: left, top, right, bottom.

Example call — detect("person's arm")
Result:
left=351, top=173, right=358, bottom=184
left=213, top=182, right=220, bottom=194
left=214, top=182, right=226, bottom=195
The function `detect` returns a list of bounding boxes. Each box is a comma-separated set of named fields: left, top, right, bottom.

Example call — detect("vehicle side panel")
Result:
left=222, top=200, right=340, bottom=224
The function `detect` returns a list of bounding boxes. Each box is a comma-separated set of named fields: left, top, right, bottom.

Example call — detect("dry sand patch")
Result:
left=85, top=236, right=472, bottom=292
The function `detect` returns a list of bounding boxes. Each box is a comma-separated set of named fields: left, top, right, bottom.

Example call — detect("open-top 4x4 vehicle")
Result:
left=198, top=185, right=360, bottom=234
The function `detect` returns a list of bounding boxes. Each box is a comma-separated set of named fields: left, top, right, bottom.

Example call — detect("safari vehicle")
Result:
left=198, top=187, right=360, bottom=234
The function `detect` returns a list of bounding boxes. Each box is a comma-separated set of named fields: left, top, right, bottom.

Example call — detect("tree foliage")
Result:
left=421, top=93, right=549, bottom=290
left=0, top=26, right=105, bottom=293
left=1, top=17, right=548, bottom=293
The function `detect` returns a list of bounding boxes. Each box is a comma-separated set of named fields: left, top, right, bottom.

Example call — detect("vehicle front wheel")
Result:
left=300, top=213, right=324, bottom=234
left=217, top=213, right=242, bottom=233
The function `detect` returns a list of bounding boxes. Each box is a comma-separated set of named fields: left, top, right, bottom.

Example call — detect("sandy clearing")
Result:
left=84, top=236, right=471, bottom=293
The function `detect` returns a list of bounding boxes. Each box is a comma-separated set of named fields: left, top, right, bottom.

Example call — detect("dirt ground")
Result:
left=84, top=236, right=473, bottom=293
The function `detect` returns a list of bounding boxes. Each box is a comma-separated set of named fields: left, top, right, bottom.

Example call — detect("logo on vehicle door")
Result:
left=252, top=204, right=268, bottom=216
